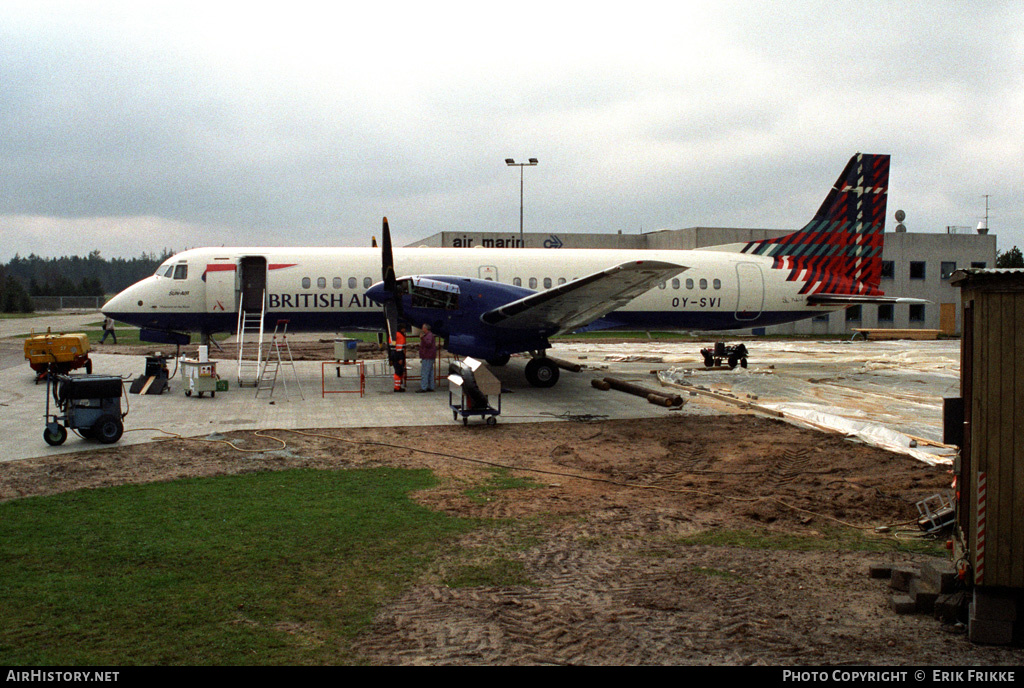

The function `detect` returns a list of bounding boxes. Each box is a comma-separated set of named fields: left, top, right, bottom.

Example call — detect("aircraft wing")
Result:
left=806, top=294, right=929, bottom=306
left=480, top=260, right=687, bottom=334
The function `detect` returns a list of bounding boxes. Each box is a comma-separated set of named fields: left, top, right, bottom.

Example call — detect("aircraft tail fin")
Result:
left=741, top=153, right=890, bottom=296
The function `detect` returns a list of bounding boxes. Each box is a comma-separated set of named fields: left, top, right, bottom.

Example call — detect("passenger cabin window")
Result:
left=543, top=277, right=552, bottom=289
left=317, top=277, right=326, bottom=289
left=333, top=277, right=342, bottom=289
left=671, top=278, right=680, bottom=289
left=363, top=277, right=372, bottom=289
left=513, top=277, right=522, bottom=287
left=658, top=281, right=666, bottom=290
left=699, top=278, right=708, bottom=289
left=173, top=265, right=188, bottom=280
left=713, top=279, right=721, bottom=290
left=348, top=277, right=357, bottom=289
left=686, top=278, right=694, bottom=290
left=529, top=277, right=538, bottom=289
left=302, top=277, right=311, bottom=289
left=557, top=278, right=566, bottom=286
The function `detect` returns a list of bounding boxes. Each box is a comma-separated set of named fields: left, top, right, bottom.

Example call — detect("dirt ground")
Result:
left=2, top=408, right=1022, bottom=665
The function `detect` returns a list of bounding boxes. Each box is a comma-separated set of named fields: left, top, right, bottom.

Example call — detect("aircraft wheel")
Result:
left=94, top=415, right=124, bottom=444
left=525, top=358, right=559, bottom=388
left=44, top=426, right=67, bottom=446
left=486, top=354, right=511, bottom=367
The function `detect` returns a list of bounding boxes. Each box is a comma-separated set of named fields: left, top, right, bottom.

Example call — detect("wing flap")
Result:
left=481, top=260, right=686, bottom=334
left=807, top=294, right=930, bottom=306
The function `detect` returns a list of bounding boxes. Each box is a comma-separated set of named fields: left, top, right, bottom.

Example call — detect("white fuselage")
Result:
left=102, top=245, right=829, bottom=334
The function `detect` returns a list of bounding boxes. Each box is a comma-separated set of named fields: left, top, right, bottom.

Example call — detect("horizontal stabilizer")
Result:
left=481, top=260, right=686, bottom=334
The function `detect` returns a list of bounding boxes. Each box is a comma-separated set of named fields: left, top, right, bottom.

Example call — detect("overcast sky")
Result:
left=2, top=1, right=1022, bottom=262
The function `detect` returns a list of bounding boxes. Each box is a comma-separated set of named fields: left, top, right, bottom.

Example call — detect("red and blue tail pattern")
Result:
left=741, top=153, right=889, bottom=296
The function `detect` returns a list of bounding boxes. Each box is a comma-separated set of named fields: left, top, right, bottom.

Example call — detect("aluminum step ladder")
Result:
left=256, top=319, right=304, bottom=399
left=236, top=291, right=265, bottom=387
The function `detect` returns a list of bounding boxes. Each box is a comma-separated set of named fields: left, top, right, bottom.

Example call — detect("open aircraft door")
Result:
left=734, top=262, right=764, bottom=321
left=239, top=256, right=268, bottom=312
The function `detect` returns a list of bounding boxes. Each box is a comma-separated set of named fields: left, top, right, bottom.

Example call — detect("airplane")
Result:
left=102, top=152, right=916, bottom=388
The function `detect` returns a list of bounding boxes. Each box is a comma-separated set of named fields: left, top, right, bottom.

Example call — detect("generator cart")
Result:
left=25, top=331, right=92, bottom=382
left=43, top=373, right=127, bottom=446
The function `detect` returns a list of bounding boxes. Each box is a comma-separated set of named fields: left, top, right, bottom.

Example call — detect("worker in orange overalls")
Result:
left=389, top=323, right=407, bottom=392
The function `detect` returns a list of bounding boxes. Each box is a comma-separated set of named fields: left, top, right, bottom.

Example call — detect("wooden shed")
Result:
left=949, top=269, right=1024, bottom=591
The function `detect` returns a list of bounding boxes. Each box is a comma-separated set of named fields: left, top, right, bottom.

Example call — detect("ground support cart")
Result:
left=447, top=358, right=502, bottom=426
left=25, top=332, right=92, bottom=382
left=180, top=358, right=218, bottom=398
left=701, top=342, right=749, bottom=369
left=43, top=374, right=127, bottom=446
left=448, top=389, right=501, bottom=426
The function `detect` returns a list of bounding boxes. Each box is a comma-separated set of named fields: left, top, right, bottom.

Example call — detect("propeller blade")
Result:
left=382, top=217, right=395, bottom=292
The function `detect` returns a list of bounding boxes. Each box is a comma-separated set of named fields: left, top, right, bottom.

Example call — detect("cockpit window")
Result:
left=173, top=264, right=188, bottom=280
left=157, top=265, right=174, bottom=278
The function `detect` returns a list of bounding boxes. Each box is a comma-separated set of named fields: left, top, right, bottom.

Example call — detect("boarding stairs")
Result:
left=236, top=291, right=265, bottom=387
left=256, top=319, right=304, bottom=399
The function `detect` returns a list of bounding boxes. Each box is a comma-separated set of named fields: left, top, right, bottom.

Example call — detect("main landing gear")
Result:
left=524, top=356, right=559, bottom=388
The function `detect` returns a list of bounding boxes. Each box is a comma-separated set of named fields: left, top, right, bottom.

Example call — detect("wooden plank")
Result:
left=850, top=328, right=941, bottom=340
left=1014, top=294, right=1024, bottom=587
left=995, top=293, right=1013, bottom=586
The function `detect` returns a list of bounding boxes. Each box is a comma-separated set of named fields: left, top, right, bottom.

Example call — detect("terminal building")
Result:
left=413, top=226, right=997, bottom=336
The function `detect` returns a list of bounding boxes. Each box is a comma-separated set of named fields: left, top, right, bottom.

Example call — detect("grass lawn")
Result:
left=0, top=468, right=480, bottom=665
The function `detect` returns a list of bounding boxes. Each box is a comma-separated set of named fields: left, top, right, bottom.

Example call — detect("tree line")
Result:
left=1, top=249, right=172, bottom=313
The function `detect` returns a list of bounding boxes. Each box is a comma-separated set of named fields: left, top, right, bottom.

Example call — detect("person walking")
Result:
left=417, top=323, right=437, bottom=392
left=100, top=316, right=117, bottom=344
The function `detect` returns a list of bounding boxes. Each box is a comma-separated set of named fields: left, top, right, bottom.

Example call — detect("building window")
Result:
left=813, top=313, right=830, bottom=323
left=940, top=262, right=956, bottom=280
left=880, top=261, right=895, bottom=279
left=845, top=306, right=862, bottom=322
left=878, top=304, right=894, bottom=322
left=910, top=262, right=926, bottom=280
left=909, top=304, right=925, bottom=322
left=971, top=261, right=987, bottom=269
